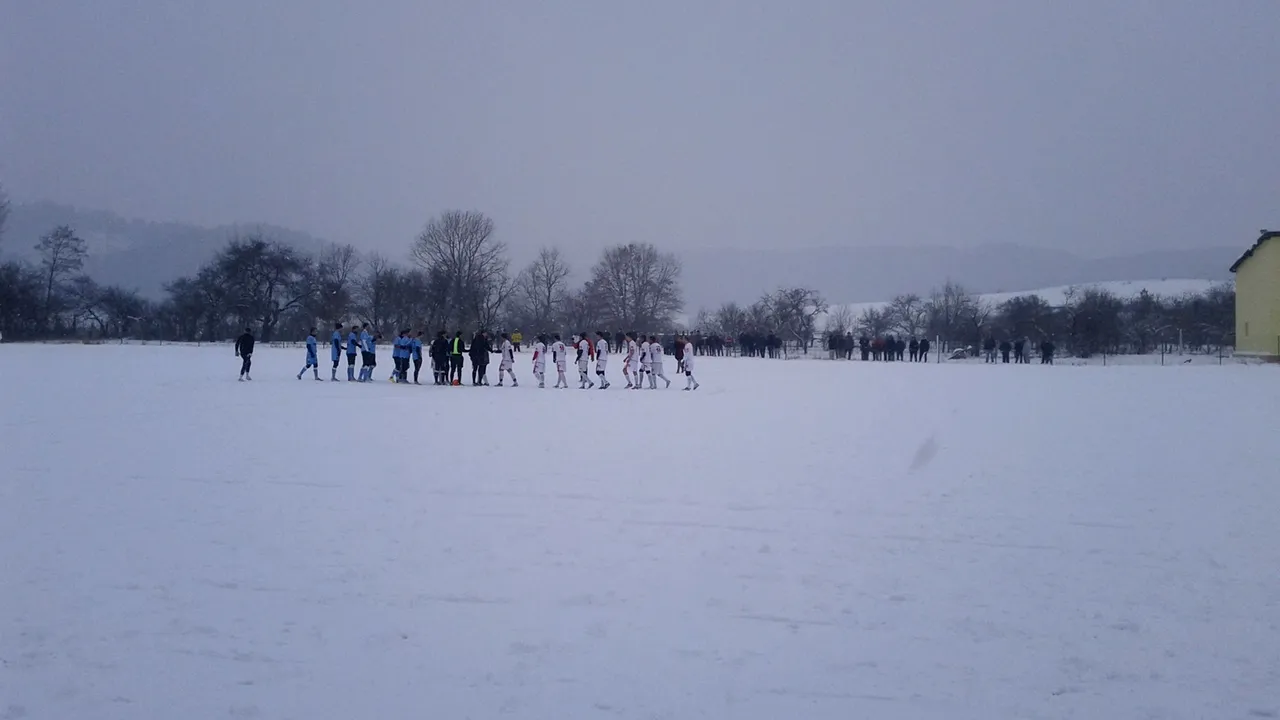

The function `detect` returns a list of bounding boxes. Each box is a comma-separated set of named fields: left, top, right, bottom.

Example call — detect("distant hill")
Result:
left=4, top=201, right=330, bottom=298
left=4, top=200, right=1241, bottom=308
left=825, top=278, right=1229, bottom=324
left=679, top=244, right=1238, bottom=310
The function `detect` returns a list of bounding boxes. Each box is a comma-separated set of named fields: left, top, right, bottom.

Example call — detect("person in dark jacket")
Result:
left=411, top=330, right=425, bottom=384
left=918, top=337, right=931, bottom=362
left=449, top=331, right=466, bottom=385
left=1040, top=339, right=1056, bottom=365
left=999, top=339, right=1012, bottom=364
left=983, top=336, right=997, bottom=363
left=430, top=331, right=449, bottom=384
left=1013, top=337, right=1026, bottom=364
left=234, top=327, right=255, bottom=381
left=469, top=331, right=492, bottom=385
left=908, top=337, right=919, bottom=362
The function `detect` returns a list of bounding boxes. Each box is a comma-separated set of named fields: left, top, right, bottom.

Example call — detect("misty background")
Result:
left=2, top=1, right=1277, bottom=309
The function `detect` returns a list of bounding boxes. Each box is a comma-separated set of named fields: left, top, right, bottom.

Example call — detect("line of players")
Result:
left=295, top=324, right=701, bottom=391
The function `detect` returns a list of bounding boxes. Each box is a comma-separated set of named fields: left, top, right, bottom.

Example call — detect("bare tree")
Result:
left=887, top=293, right=927, bottom=337
left=713, top=302, right=749, bottom=338
left=214, top=234, right=315, bottom=341
left=512, top=247, right=571, bottom=332
left=763, top=286, right=828, bottom=353
left=410, top=210, right=510, bottom=330
left=357, top=253, right=396, bottom=330
left=0, top=181, right=9, bottom=247
left=856, top=306, right=892, bottom=337
left=311, top=243, right=361, bottom=323
left=561, top=287, right=604, bottom=334
left=823, top=304, right=855, bottom=337
left=477, top=271, right=517, bottom=331
left=924, top=280, right=978, bottom=348
left=585, top=243, right=682, bottom=330
left=35, top=225, right=87, bottom=329
left=692, top=308, right=717, bottom=334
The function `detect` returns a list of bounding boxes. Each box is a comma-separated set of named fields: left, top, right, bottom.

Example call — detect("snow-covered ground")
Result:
left=3, top=343, right=1278, bottom=719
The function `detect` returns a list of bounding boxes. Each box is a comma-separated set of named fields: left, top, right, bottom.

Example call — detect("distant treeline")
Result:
left=689, top=280, right=1233, bottom=357
left=0, top=210, right=684, bottom=343
left=0, top=198, right=1233, bottom=356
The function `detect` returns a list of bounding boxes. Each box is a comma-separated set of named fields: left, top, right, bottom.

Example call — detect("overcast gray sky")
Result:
left=2, top=0, right=1277, bottom=261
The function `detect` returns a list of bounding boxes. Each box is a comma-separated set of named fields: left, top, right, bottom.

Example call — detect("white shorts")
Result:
left=500, top=360, right=513, bottom=371
left=534, top=363, right=545, bottom=374
left=596, top=360, right=608, bottom=373
left=556, top=361, right=567, bottom=373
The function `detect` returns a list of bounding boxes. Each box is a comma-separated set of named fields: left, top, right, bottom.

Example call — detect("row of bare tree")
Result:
left=816, top=282, right=1234, bottom=356
left=0, top=197, right=1235, bottom=355
left=0, top=210, right=687, bottom=342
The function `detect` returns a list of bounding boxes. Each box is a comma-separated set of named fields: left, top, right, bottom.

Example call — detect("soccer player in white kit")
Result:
left=551, top=334, right=569, bottom=388
left=594, top=331, right=611, bottom=389
left=575, top=333, right=595, bottom=389
left=531, top=335, right=547, bottom=388
left=647, top=335, right=671, bottom=388
left=622, top=332, right=639, bottom=389
left=681, top=336, right=700, bottom=390
left=638, top=336, right=652, bottom=389
left=497, top=333, right=518, bottom=387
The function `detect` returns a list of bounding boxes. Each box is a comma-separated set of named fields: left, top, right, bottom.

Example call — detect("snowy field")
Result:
left=3, top=343, right=1279, bottom=719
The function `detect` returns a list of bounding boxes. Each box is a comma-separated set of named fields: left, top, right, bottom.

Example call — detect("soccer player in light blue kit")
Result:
left=346, top=325, right=360, bottom=381
left=297, top=327, right=321, bottom=380
left=329, top=322, right=345, bottom=381
left=360, top=329, right=379, bottom=382
left=390, top=330, right=407, bottom=383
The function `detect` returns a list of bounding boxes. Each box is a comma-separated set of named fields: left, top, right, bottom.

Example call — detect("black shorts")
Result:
left=347, top=354, right=357, bottom=366
left=362, top=352, right=376, bottom=368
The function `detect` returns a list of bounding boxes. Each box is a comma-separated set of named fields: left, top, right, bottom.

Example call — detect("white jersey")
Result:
left=681, top=342, right=695, bottom=371
left=595, top=338, right=610, bottom=371
left=532, top=341, right=547, bottom=369
left=626, top=340, right=639, bottom=370
left=649, top=342, right=664, bottom=371
left=552, top=340, right=567, bottom=369
left=500, top=339, right=515, bottom=369
left=640, top=341, right=652, bottom=369
left=577, top=338, right=592, bottom=368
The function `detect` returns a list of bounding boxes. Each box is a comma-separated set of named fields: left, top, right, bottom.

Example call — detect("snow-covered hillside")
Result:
left=3, top=343, right=1278, bottom=719
left=824, top=278, right=1228, bottom=326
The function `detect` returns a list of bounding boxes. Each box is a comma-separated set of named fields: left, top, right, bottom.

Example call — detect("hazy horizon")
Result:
left=3, top=1, right=1278, bottom=262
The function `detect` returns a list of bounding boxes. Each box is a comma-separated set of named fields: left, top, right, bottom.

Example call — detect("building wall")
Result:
left=1236, top=237, right=1280, bottom=357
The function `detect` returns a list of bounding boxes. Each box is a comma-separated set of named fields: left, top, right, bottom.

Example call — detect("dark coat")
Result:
left=470, top=336, right=492, bottom=364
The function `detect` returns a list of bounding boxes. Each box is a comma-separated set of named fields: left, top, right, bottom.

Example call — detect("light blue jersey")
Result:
left=306, top=334, right=318, bottom=363
left=366, top=335, right=377, bottom=355
left=360, top=330, right=372, bottom=354
left=331, top=330, right=343, bottom=361
left=347, top=332, right=359, bottom=356
left=411, top=337, right=423, bottom=361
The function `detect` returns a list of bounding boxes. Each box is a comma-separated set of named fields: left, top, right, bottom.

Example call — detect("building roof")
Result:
left=1230, top=230, right=1280, bottom=273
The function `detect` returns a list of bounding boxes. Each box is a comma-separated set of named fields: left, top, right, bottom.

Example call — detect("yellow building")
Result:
left=1230, top=230, right=1280, bottom=358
